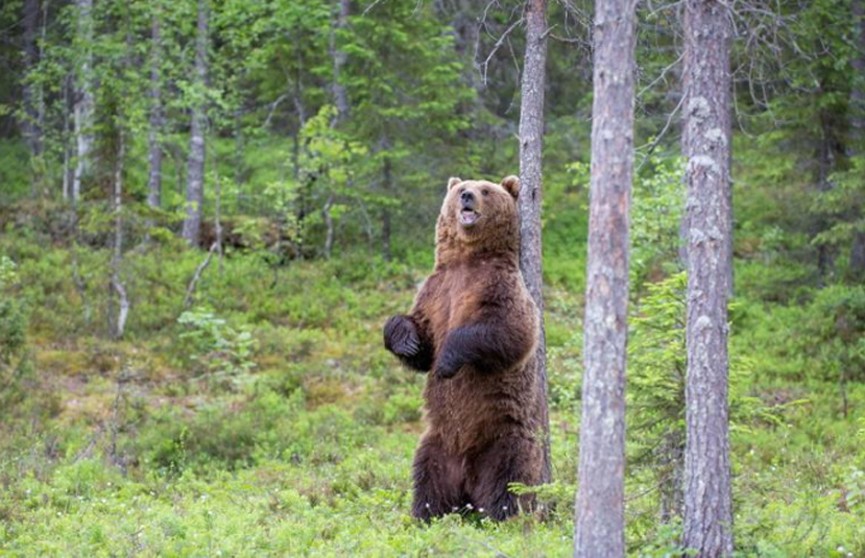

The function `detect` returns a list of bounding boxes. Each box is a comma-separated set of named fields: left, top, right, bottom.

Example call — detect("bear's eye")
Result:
left=458, top=187, right=466, bottom=195
left=481, top=189, right=489, bottom=196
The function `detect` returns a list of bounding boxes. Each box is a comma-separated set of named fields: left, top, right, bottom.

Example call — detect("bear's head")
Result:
left=435, top=175, right=521, bottom=266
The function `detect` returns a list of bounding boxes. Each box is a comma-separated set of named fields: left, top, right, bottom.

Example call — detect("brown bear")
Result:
left=383, top=175, right=543, bottom=521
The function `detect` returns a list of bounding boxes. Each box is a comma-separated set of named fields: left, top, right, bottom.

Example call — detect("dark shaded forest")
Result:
left=1, top=0, right=864, bottom=555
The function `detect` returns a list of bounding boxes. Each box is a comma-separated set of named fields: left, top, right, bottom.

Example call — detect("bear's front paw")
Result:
left=384, top=315, right=420, bottom=357
left=434, top=352, right=462, bottom=379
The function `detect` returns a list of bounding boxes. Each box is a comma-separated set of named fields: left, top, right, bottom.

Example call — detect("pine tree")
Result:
left=681, top=0, right=734, bottom=553
left=574, top=0, right=636, bottom=553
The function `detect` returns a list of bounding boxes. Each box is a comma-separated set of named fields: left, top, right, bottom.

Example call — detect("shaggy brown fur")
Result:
left=383, top=175, right=543, bottom=521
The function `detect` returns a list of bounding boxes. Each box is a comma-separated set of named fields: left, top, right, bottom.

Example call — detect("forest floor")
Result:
left=1, top=238, right=864, bottom=556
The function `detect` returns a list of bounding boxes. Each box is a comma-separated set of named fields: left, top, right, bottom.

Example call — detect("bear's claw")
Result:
left=384, top=315, right=420, bottom=357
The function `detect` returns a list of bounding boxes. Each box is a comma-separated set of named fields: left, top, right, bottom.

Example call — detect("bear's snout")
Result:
left=460, top=190, right=476, bottom=210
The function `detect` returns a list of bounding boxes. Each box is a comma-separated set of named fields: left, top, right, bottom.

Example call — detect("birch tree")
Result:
left=681, top=0, right=734, bottom=554
left=147, top=3, right=164, bottom=213
left=71, top=0, right=94, bottom=203
left=573, top=0, right=636, bottom=553
left=517, top=0, right=551, bottom=484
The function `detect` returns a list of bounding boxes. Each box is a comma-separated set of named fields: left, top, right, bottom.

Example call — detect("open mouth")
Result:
left=459, top=209, right=480, bottom=226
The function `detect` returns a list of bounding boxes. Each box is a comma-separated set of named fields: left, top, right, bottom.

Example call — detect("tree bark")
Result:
left=21, top=0, right=43, bottom=165
left=381, top=151, right=393, bottom=262
left=147, top=6, right=164, bottom=212
left=573, top=0, right=636, bottom=554
left=682, top=0, right=734, bottom=554
left=63, top=75, right=72, bottom=201
left=321, top=0, right=350, bottom=259
left=517, top=0, right=551, bottom=486
left=849, top=0, right=865, bottom=277
left=815, top=106, right=839, bottom=282
left=110, top=134, right=129, bottom=340
left=72, top=0, right=94, bottom=204
left=851, top=0, right=865, bottom=144
left=182, top=0, right=209, bottom=247
left=330, top=0, right=350, bottom=123
left=323, top=194, right=335, bottom=259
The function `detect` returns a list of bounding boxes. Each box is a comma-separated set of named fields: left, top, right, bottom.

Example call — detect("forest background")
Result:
left=1, top=0, right=865, bottom=555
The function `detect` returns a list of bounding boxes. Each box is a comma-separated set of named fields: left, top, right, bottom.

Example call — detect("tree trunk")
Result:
left=682, top=0, right=734, bottom=554
left=851, top=0, right=865, bottom=144
left=381, top=151, right=393, bottom=262
left=323, top=194, right=335, bottom=259
left=573, top=0, right=636, bottom=553
left=517, top=0, right=551, bottom=486
left=182, top=0, right=209, bottom=247
left=63, top=75, right=72, bottom=201
left=110, top=134, right=129, bottom=340
left=658, top=429, right=685, bottom=523
left=849, top=0, right=865, bottom=278
left=72, top=0, right=94, bottom=204
left=815, top=107, right=838, bottom=283
left=321, top=0, right=350, bottom=259
left=21, top=0, right=43, bottom=166
left=330, top=0, right=350, bottom=123
left=147, top=6, right=164, bottom=212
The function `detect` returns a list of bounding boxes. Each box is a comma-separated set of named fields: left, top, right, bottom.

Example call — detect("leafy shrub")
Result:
left=0, top=256, right=33, bottom=417
left=176, top=307, right=259, bottom=386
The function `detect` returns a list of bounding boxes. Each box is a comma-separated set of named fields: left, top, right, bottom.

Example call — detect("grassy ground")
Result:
left=1, top=233, right=864, bottom=556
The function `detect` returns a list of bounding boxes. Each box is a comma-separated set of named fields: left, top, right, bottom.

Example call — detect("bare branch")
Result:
left=636, top=93, right=686, bottom=172
left=183, top=241, right=220, bottom=309
left=362, top=0, right=386, bottom=16
left=263, top=93, right=289, bottom=129
left=480, top=15, right=525, bottom=87
left=638, top=52, right=684, bottom=99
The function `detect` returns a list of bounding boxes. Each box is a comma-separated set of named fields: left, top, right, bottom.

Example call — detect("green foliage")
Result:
left=0, top=255, right=33, bottom=417
left=631, top=154, right=685, bottom=284
left=0, top=256, right=27, bottom=363
left=811, top=156, right=865, bottom=279
left=2, top=0, right=865, bottom=553
left=176, top=307, right=258, bottom=384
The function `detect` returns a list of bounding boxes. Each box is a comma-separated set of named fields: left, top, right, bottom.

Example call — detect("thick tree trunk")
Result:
left=682, top=0, right=734, bottom=555
left=517, top=0, right=551, bottom=486
left=147, top=8, right=164, bottom=212
left=573, top=0, right=636, bottom=553
left=72, top=0, right=94, bottom=204
left=182, top=0, right=209, bottom=246
left=21, top=0, right=43, bottom=165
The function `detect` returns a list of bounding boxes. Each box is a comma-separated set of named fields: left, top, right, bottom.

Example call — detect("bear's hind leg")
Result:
left=469, top=434, right=541, bottom=520
left=412, top=433, right=465, bottom=521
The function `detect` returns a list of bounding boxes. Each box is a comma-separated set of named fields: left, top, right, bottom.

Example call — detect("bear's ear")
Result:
left=500, top=175, right=520, bottom=199
left=447, top=177, right=462, bottom=191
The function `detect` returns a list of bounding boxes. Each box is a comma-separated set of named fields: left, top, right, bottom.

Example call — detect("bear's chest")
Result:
left=431, top=262, right=504, bottom=330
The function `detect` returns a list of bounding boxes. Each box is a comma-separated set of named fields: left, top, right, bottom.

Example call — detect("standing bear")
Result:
left=383, top=175, right=544, bottom=521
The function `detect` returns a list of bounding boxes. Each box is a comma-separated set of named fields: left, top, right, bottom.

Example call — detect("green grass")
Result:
left=2, top=227, right=865, bottom=556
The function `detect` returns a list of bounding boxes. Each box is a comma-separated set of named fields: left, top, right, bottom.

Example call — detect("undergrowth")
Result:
left=1, top=224, right=864, bottom=556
